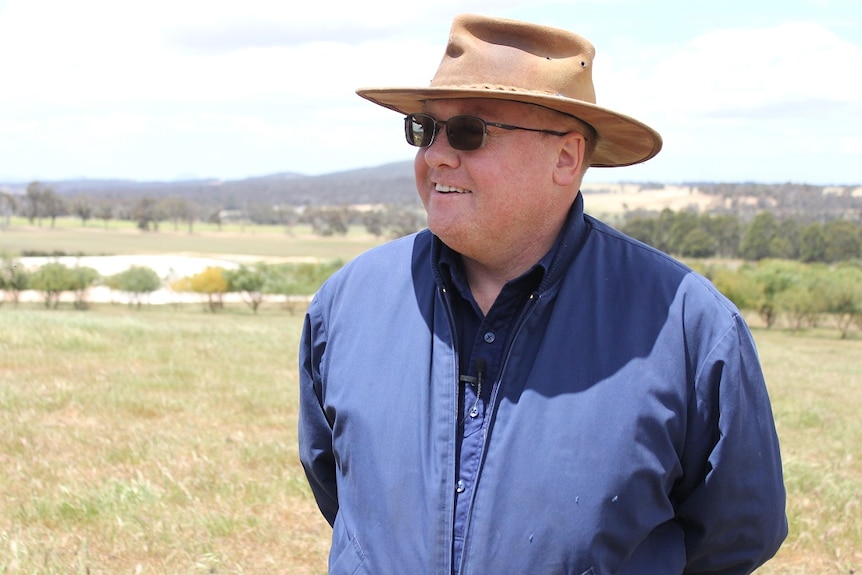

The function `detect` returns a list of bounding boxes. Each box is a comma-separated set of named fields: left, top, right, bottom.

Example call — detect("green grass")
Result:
left=1, top=217, right=386, bottom=261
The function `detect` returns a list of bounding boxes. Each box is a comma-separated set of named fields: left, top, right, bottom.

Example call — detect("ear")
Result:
left=552, top=133, right=585, bottom=187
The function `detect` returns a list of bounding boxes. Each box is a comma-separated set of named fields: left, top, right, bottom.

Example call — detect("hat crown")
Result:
left=355, top=14, right=662, bottom=167
left=431, top=14, right=597, bottom=105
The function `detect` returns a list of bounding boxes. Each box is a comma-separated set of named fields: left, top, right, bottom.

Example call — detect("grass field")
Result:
left=1, top=304, right=859, bottom=574
left=1, top=222, right=860, bottom=573
left=1, top=218, right=386, bottom=262
left=0, top=305, right=331, bottom=574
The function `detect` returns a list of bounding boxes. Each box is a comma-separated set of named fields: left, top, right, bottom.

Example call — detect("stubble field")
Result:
left=1, top=221, right=860, bottom=573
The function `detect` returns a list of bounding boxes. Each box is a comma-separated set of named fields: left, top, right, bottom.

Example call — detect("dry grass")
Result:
left=1, top=303, right=859, bottom=574
left=752, top=324, right=862, bottom=574
left=0, top=304, right=330, bottom=574
left=0, top=218, right=385, bottom=262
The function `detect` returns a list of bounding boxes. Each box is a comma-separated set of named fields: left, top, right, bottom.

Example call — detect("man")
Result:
left=299, top=14, right=787, bottom=575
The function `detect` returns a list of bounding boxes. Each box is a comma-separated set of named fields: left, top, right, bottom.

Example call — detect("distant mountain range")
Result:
left=2, top=162, right=860, bottom=222
left=0, top=162, right=419, bottom=207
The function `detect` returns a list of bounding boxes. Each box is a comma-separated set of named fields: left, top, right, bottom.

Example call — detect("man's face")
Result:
left=413, top=98, right=582, bottom=271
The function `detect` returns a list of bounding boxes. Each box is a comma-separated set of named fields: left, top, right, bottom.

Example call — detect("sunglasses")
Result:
left=404, top=113, right=571, bottom=151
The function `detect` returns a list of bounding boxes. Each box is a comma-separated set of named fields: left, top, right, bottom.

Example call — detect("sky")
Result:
left=0, top=0, right=860, bottom=186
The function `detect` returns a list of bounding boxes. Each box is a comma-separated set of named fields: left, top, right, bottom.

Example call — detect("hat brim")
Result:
left=356, top=86, right=662, bottom=168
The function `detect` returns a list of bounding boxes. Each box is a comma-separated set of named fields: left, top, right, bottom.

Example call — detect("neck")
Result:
left=462, top=260, right=508, bottom=315
left=461, top=247, right=540, bottom=315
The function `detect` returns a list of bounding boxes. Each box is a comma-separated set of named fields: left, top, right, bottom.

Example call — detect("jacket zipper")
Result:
left=439, top=285, right=461, bottom=575
left=458, top=291, right=540, bottom=575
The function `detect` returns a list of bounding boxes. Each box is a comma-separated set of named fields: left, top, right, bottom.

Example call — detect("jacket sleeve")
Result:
left=677, top=314, right=787, bottom=574
left=297, top=297, right=339, bottom=526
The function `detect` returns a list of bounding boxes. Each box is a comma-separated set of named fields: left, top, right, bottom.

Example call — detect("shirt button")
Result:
left=483, top=331, right=496, bottom=344
left=469, top=405, right=479, bottom=418
left=456, top=479, right=466, bottom=493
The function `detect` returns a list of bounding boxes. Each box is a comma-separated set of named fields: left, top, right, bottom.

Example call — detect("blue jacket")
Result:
left=299, top=194, right=787, bottom=574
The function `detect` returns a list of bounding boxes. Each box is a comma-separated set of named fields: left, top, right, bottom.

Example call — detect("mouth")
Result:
left=435, top=183, right=472, bottom=194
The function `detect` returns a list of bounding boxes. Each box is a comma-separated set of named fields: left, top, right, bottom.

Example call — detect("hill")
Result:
left=2, top=163, right=860, bottom=223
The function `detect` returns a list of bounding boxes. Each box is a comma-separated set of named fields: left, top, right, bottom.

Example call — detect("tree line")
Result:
left=621, top=209, right=861, bottom=263
left=0, top=259, right=342, bottom=314
left=2, top=256, right=860, bottom=338
left=4, top=177, right=859, bottom=245
left=699, top=259, right=862, bottom=339
left=2, top=181, right=428, bottom=239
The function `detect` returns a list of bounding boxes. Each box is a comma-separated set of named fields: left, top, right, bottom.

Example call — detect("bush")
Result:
left=264, top=261, right=343, bottom=297
left=107, top=266, right=163, bottom=308
left=172, top=267, right=228, bottom=312
left=224, top=264, right=269, bottom=313
left=28, top=262, right=99, bottom=309
left=1, top=258, right=30, bottom=307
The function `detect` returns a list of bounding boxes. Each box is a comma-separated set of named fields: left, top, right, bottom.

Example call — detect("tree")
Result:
left=305, top=206, right=350, bottom=236
left=107, top=266, right=162, bottom=308
left=159, top=197, right=197, bottom=233
left=749, top=260, right=799, bottom=328
left=208, top=208, right=223, bottom=231
left=68, top=265, right=100, bottom=309
left=702, top=214, right=741, bottom=258
left=667, top=210, right=700, bottom=255
left=29, top=262, right=99, bottom=309
left=385, top=206, right=427, bottom=239
left=264, top=261, right=344, bottom=298
left=799, top=223, right=827, bottom=263
left=224, top=264, right=269, bottom=313
left=679, top=227, right=716, bottom=258
left=363, top=209, right=386, bottom=237
left=172, top=267, right=228, bottom=312
left=773, top=266, right=826, bottom=332
left=132, top=197, right=163, bottom=231
left=776, top=219, right=801, bottom=260
left=0, top=257, right=29, bottom=306
left=821, top=266, right=862, bottom=338
left=739, top=212, right=780, bottom=261
left=621, top=216, right=659, bottom=248
left=41, top=188, right=65, bottom=229
left=71, top=196, right=94, bottom=227
left=96, top=201, right=114, bottom=228
left=0, top=191, right=16, bottom=230
left=710, top=265, right=760, bottom=311
left=823, top=220, right=861, bottom=263
left=29, top=262, right=70, bottom=309
left=25, top=181, right=45, bottom=225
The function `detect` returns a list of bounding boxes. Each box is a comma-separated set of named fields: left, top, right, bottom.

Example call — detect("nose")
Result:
left=421, top=128, right=460, bottom=169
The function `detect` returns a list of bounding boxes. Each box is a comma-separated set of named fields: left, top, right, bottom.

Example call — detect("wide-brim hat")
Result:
left=357, top=14, right=662, bottom=168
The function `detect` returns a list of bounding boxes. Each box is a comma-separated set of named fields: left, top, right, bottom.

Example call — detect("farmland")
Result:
left=1, top=221, right=860, bottom=573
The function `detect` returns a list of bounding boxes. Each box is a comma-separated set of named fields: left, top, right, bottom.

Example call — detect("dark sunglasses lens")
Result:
left=447, top=116, right=485, bottom=150
left=405, top=115, right=434, bottom=147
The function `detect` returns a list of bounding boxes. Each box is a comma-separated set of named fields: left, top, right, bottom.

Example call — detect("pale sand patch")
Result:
left=581, top=184, right=723, bottom=216
left=17, top=254, right=242, bottom=280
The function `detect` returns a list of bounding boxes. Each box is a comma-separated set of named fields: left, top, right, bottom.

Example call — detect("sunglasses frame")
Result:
left=404, top=113, right=572, bottom=151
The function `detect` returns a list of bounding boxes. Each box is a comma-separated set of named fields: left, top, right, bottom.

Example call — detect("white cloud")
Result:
left=585, top=21, right=862, bottom=184
left=0, top=1, right=859, bottom=183
left=643, top=22, right=862, bottom=118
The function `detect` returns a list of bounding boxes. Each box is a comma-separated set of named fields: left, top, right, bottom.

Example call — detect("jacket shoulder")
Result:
left=314, top=229, right=433, bottom=303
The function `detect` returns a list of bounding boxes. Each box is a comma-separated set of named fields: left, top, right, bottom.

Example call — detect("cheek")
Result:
left=413, top=151, right=431, bottom=205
